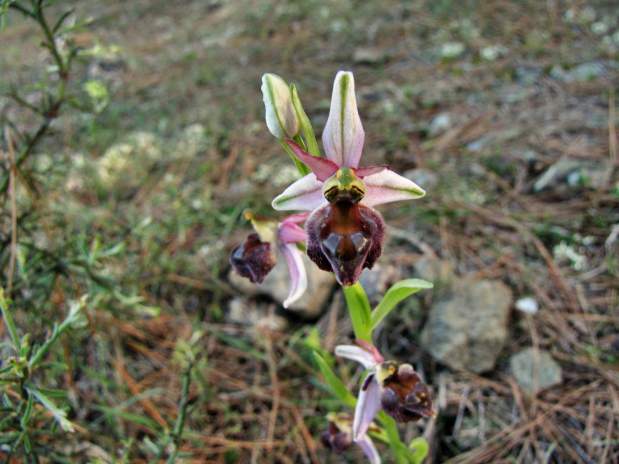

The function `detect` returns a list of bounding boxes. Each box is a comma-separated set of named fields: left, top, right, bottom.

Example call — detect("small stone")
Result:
left=533, top=158, right=612, bottom=192
left=515, top=297, right=539, bottom=315
left=428, top=113, right=451, bottom=136
left=353, top=47, right=389, bottom=65
left=229, top=253, right=335, bottom=319
left=421, top=277, right=512, bottom=373
left=510, top=348, right=562, bottom=395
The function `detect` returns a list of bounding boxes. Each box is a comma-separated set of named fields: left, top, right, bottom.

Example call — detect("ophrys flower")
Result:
left=335, top=342, right=435, bottom=441
left=271, top=71, right=425, bottom=285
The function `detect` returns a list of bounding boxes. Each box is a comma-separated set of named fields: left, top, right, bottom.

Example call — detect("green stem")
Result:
left=342, top=282, right=372, bottom=342
left=166, top=364, right=193, bottom=464
left=0, top=0, right=72, bottom=196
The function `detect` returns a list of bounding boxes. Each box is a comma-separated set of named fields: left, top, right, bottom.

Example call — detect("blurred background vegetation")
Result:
left=1, top=0, right=618, bottom=462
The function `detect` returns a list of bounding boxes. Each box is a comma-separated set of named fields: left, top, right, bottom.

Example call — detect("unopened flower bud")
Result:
left=261, top=73, right=299, bottom=139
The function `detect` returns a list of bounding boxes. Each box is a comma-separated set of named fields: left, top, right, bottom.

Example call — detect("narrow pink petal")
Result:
left=335, top=345, right=378, bottom=369
left=278, top=221, right=307, bottom=244
left=355, top=340, right=384, bottom=364
left=322, top=71, right=365, bottom=168
left=354, top=165, right=387, bottom=178
left=286, top=140, right=338, bottom=181
left=281, top=212, right=310, bottom=225
left=272, top=173, right=327, bottom=211
left=353, top=374, right=381, bottom=440
left=356, top=434, right=381, bottom=464
left=280, top=243, right=307, bottom=308
left=362, top=169, right=426, bottom=207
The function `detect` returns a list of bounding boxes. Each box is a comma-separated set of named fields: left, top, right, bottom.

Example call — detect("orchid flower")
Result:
left=321, top=412, right=381, bottom=464
left=230, top=212, right=308, bottom=308
left=335, top=341, right=434, bottom=442
left=271, top=71, right=425, bottom=285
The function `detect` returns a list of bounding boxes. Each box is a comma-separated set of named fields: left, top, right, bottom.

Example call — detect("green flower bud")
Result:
left=261, top=73, right=299, bottom=139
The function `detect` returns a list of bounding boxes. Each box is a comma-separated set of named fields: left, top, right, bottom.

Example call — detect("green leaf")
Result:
left=408, top=437, right=429, bottom=464
left=94, top=404, right=161, bottom=431
left=0, top=288, right=20, bottom=350
left=28, top=388, right=75, bottom=432
left=290, top=84, right=320, bottom=157
left=370, top=279, right=433, bottom=329
left=378, top=412, right=409, bottom=464
left=29, top=297, right=86, bottom=370
left=20, top=394, right=34, bottom=429
left=342, top=283, right=372, bottom=342
left=312, top=351, right=356, bottom=408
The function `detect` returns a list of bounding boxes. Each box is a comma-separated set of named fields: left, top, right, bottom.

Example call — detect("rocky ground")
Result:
left=1, top=0, right=618, bottom=462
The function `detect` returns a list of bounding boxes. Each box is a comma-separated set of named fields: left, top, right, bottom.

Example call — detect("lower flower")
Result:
left=335, top=342, right=435, bottom=442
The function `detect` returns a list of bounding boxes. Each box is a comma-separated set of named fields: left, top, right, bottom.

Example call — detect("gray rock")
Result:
left=229, top=254, right=335, bottom=319
left=533, top=157, right=612, bottom=192
left=421, top=277, right=512, bottom=373
left=413, top=256, right=455, bottom=291
left=515, top=296, right=539, bottom=315
left=227, top=298, right=288, bottom=332
left=510, top=348, right=562, bottom=395
left=550, top=62, right=607, bottom=82
left=353, top=47, right=389, bottom=65
left=359, top=264, right=401, bottom=305
left=428, top=113, right=451, bottom=136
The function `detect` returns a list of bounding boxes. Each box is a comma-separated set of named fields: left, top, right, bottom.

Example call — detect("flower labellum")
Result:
left=377, top=362, right=434, bottom=423
left=229, top=233, right=275, bottom=284
left=271, top=71, right=425, bottom=285
left=306, top=168, right=385, bottom=285
left=261, top=73, right=299, bottom=139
